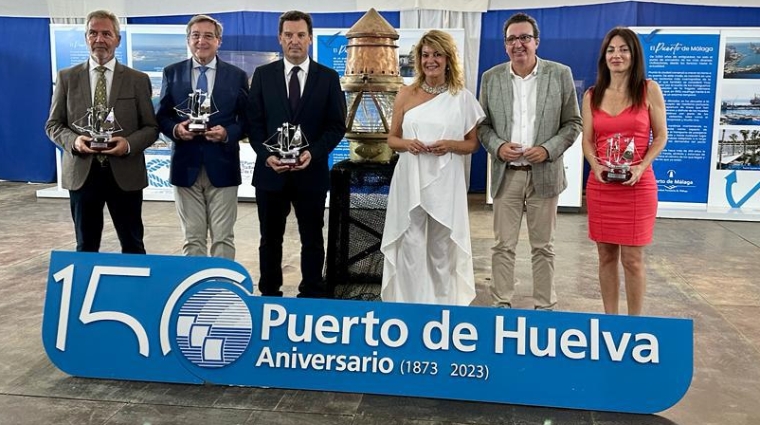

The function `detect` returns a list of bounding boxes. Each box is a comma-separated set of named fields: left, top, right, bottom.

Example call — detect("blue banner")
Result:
left=315, top=33, right=351, bottom=167
left=43, top=251, right=693, bottom=414
left=639, top=31, right=720, bottom=203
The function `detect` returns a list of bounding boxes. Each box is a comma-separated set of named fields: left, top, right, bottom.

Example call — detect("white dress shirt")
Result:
left=509, top=60, right=539, bottom=166
left=88, top=57, right=116, bottom=104
left=283, top=57, right=310, bottom=98
left=192, top=57, right=217, bottom=94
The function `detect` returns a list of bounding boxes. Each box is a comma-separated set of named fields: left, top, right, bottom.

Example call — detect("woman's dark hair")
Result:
left=591, top=27, right=647, bottom=110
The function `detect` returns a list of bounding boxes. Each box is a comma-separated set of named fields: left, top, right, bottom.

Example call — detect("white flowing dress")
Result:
left=381, top=89, right=485, bottom=305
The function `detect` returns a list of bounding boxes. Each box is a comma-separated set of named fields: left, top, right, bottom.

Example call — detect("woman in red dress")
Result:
left=581, top=27, right=668, bottom=315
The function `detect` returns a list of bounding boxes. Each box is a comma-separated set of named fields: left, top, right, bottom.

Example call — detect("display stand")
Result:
left=325, top=158, right=397, bottom=300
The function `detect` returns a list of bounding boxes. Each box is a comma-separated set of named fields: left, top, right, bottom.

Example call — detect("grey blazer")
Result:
left=478, top=58, right=582, bottom=199
left=46, top=61, right=159, bottom=191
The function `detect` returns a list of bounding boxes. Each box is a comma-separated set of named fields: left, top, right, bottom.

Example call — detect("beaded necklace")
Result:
left=420, top=81, right=448, bottom=95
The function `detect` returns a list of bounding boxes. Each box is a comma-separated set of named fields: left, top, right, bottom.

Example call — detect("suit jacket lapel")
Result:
left=271, top=60, right=291, bottom=120
left=77, top=62, right=92, bottom=108
left=211, top=58, right=223, bottom=97
left=533, top=58, right=550, bottom=142
left=110, top=62, right=125, bottom=108
left=499, top=63, right=513, bottom=137
left=183, top=59, right=194, bottom=92
left=294, top=60, right=318, bottom=119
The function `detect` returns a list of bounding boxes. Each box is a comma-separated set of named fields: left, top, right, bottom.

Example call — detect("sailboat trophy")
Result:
left=72, top=105, right=122, bottom=150
left=263, top=122, right=309, bottom=165
left=599, top=133, right=636, bottom=183
left=175, top=89, right=218, bottom=132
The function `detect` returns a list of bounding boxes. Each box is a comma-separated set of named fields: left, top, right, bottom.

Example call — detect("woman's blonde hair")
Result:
left=412, top=30, right=464, bottom=94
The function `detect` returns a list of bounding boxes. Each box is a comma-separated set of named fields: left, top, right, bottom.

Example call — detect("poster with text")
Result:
left=637, top=29, right=720, bottom=204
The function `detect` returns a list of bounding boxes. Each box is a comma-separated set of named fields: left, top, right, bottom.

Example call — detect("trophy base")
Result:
left=280, top=156, right=300, bottom=166
left=86, top=139, right=116, bottom=151
left=602, top=170, right=632, bottom=183
left=188, top=122, right=208, bottom=132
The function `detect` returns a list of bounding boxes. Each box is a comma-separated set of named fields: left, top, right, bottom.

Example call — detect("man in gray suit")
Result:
left=46, top=10, right=158, bottom=254
left=478, top=12, right=582, bottom=310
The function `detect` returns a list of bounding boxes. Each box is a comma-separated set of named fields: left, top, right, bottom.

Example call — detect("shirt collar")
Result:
left=509, top=57, right=540, bottom=79
left=89, top=57, right=116, bottom=72
left=193, top=57, right=217, bottom=70
left=284, top=57, right=310, bottom=75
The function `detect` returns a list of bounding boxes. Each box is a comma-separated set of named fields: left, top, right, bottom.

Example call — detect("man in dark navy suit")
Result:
left=247, top=10, right=347, bottom=297
left=157, top=14, right=249, bottom=260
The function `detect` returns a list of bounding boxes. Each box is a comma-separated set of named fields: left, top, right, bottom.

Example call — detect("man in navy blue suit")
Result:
left=247, top=10, right=347, bottom=297
left=157, top=14, right=249, bottom=260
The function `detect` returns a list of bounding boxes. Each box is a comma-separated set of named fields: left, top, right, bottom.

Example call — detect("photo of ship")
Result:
left=719, top=83, right=760, bottom=126
left=724, top=38, right=760, bottom=79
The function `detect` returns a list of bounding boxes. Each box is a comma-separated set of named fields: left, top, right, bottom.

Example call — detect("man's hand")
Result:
left=74, top=135, right=97, bottom=154
left=266, top=155, right=292, bottom=173
left=524, top=146, right=548, bottom=163
left=204, top=125, right=228, bottom=143
left=174, top=120, right=197, bottom=141
left=497, top=142, right=524, bottom=162
left=291, top=150, right=312, bottom=170
left=101, top=136, right=130, bottom=157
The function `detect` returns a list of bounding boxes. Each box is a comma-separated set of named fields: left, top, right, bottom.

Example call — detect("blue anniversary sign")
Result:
left=42, top=251, right=693, bottom=414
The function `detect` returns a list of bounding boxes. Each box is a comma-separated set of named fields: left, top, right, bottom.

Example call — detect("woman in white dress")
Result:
left=381, top=30, right=485, bottom=305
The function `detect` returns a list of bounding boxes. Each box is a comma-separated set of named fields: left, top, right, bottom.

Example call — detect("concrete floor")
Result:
left=1, top=180, right=759, bottom=424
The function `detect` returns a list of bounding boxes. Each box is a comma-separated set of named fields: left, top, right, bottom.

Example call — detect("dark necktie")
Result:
left=289, top=66, right=301, bottom=114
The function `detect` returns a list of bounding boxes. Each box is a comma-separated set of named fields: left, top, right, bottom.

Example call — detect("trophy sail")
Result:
left=599, top=133, right=637, bottom=183
left=175, top=89, right=218, bottom=132
left=72, top=105, right=122, bottom=151
left=263, top=122, right=310, bottom=165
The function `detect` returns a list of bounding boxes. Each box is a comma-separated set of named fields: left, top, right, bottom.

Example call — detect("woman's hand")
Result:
left=592, top=163, right=608, bottom=184
left=428, top=140, right=452, bottom=156
left=624, top=164, right=645, bottom=186
left=406, top=138, right=429, bottom=155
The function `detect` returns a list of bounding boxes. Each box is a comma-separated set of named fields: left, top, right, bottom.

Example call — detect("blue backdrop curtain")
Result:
left=0, top=16, right=56, bottom=183
left=3, top=5, right=760, bottom=187
left=129, top=11, right=401, bottom=55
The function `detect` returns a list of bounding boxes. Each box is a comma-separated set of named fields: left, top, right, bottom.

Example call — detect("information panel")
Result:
left=640, top=31, right=719, bottom=204
left=635, top=27, right=760, bottom=220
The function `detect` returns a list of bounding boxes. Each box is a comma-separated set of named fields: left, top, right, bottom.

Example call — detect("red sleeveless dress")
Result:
left=586, top=98, right=658, bottom=246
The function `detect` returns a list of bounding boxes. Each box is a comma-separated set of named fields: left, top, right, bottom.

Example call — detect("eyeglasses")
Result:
left=189, top=32, right=216, bottom=41
left=505, top=34, right=536, bottom=45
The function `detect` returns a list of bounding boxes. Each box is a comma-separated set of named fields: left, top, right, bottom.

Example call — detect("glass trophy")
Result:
left=263, top=122, right=309, bottom=165
left=72, top=105, right=122, bottom=150
left=175, top=89, right=217, bottom=132
left=600, top=133, right=636, bottom=183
